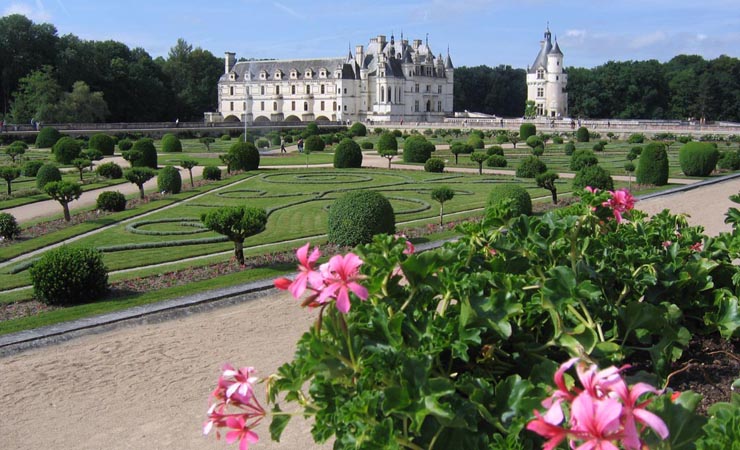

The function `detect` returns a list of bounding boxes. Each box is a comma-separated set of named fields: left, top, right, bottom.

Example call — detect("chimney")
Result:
left=224, top=52, right=236, bottom=74
left=355, top=45, right=364, bottom=66
left=413, top=39, right=421, bottom=49
left=378, top=35, right=386, bottom=45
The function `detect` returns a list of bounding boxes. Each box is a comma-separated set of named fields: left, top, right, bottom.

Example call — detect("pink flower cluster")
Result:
left=602, top=188, right=636, bottom=224
left=204, top=365, right=266, bottom=450
left=274, top=243, right=368, bottom=313
left=527, top=358, right=669, bottom=450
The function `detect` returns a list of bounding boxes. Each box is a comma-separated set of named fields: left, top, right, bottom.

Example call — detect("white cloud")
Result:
left=2, top=0, right=51, bottom=21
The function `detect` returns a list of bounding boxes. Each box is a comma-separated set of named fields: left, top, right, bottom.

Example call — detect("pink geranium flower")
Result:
left=317, top=253, right=368, bottom=313
left=222, top=365, right=258, bottom=400
left=224, top=416, right=260, bottom=450
left=526, top=404, right=569, bottom=450
left=274, top=243, right=324, bottom=298
left=610, top=380, right=669, bottom=449
left=602, top=189, right=636, bottom=224
left=570, top=393, right=622, bottom=450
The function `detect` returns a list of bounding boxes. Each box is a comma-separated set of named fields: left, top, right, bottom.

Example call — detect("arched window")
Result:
left=229, top=86, right=234, bottom=96
left=381, top=88, right=384, bottom=103
left=333, top=101, right=337, bottom=111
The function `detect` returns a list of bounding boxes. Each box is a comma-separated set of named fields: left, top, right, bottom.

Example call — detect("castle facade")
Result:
left=526, top=27, right=568, bottom=118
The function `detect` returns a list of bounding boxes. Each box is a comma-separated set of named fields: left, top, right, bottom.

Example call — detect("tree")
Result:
left=524, top=100, right=536, bottom=118
left=5, top=141, right=27, bottom=163
left=378, top=147, right=398, bottom=168
left=81, top=148, right=104, bottom=171
left=181, top=159, right=198, bottom=187
left=431, top=186, right=455, bottom=226
left=624, top=161, right=636, bottom=190
left=53, top=81, right=110, bottom=123
left=8, top=65, right=62, bottom=123
left=536, top=171, right=560, bottom=204
left=0, top=166, right=21, bottom=195
left=44, top=180, right=82, bottom=221
left=160, top=39, right=222, bottom=120
left=201, top=206, right=267, bottom=265
left=377, top=132, right=398, bottom=168
left=124, top=167, right=156, bottom=199
left=470, top=152, right=488, bottom=175
left=199, top=136, right=215, bottom=151
left=509, top=132, right=519, bottom=148
left=71, top=158, right=91, bottom=181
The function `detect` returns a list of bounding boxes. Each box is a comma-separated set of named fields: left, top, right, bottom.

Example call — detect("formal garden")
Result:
left=0, top=123, right=738, bottom=448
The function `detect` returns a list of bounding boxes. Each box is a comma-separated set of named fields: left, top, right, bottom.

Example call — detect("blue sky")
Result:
left=3, top=0, right=739, bottom=68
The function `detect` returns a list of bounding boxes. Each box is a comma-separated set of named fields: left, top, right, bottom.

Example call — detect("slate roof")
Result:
left=220, top=57, right=357, bottom=82
left=528, top=37, right=552, bottom=74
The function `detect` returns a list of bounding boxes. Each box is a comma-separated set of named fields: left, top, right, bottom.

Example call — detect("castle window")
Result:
left=344, top=88, right=347, bottom=94
left=414, top=83, right=419, bottom=93
left=291, top=101, right=295, bottom=110
left=537, top=87, right=544, bottom=98
left=426, top=85, right=430, bottom=93
left=229, top=86, right=234, bottom=96
left=273, top=102, right=277, bottom=110
left=306, top=85, right=310, bottom=94
left=381, top=88, right=385, bottom=103
left=291, top=85, right=296, bottom=95
left=260, top=101, right=265, bottom=111
left=260, top=71, right=267, bottom=80
left=537, top=69, right=544, bottom=80
left=320, top=101, right=325, bottom=111
left=276, top=86, right=280, bottom=95
left=333, top=101, right=337, bottom=111
left=291, top=70, right=297, bottom=79
left=304, top=102, right=308, bottom=111
left=230, top=102, right=234, bottom=111
left=426, top=100, right=431, bottom=112
left=321, top=84, right=325, bottom=94
left=414, top=100, right=419, bottom=112
left=556, top=76, right=559, bottom=81
left=305, top=69, right=312, bottom=78
left=437, top=101, right=442, bottom=112
left=260, top=86, right=265, bottom=95
left=343, top=105, right=347, bottom=111
left=438, top=85, right=442, bottom=94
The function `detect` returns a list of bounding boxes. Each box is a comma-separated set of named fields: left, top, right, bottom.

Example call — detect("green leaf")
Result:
left=269, top=404, right=292, bottom=442
left=646, top=391, right=707, bottom=450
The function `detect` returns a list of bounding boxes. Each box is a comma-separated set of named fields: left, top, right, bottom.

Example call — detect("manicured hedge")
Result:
left=486, top=155, right=507, bottom=167
left=637, top=142, right=669, bottom=186
left=327, top=190, right=395, bottom=247
left=520, top=123, right=536, bottom=140
left=161, top=133, right=183, bottom=153
left=130, top=138, right=158, bottom=169
left=157, top=166, right=182, bottom=194
left=424, top=158, right=445, bottom=173
left=576, top=127, right=590, bottom=143
left=349, top=122, right=367, bottom=137
left=570, top=149, right=598, bottom=171
left=304, top=135, right=326, bottom=152
left=573, top=165, right=614, bottom=191
left=333, top=139, right=363, bottom=168
left=29, top=246, right=108, bottom=306
left=402, top=135, right=435, bottom=163
left=203, top=165, right=222, bottom=180
left=487, top=184, right=532, bottom=217
left=96, top=191, right=126, bottom=212
left=35, top=163, right=61, bottom=189
left=96, top=162, right=123, bottom=179
left=35, top=127, right=61, bottom=148
left=53, top=137, right=82, bottom=164
left=679, top=142, right=720, bottom=176
left=516, top=155, right=547, bottom=178
left=0, top=212, right=21, bottom=240
left=89, top=134, right=115, bottom=155
left=23, top=160, right=44, bottom=177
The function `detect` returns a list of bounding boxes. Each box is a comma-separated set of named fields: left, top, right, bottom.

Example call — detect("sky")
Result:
left=2, top=0, right=739, bottom=69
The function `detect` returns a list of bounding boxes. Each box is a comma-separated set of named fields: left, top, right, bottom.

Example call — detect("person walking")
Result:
left=280, top=136, right=286, bottom=153
left=297, top=138, right=304, bottom=153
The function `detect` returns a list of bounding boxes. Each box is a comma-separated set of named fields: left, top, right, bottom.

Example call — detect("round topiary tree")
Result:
left=424, top=158, right=445, bottom=173
left=304, top=135, right=326, bottom=152
left=328, top=190, right=395, bottom=247
left=161, top=133, right=183, bottom=153
left=124, top=167, right=156, bottom=199
left=573, top=165, right=615, bottom=191
left=44, top=180, right=83, bottom=222
left=333, top=138, right=363, bottom=168
left=360, top=141, right=374, bottom=150
left=96, top=162, right=123, bottom=179
left=487, top=184, right=532, bottom=217
left=349, top=122, right=367, bottom=137
left=679, top=142, right=720, bottom=177
left=0, top=212, right=21, bottom=240
left=35, top=127, right=61, bottom=148
left=157, top=166, right=182, bottom=194
left=29, top=246, right=108, bottom=306
left=23, top=160, right=44, bottom=178
left=576, top=127, right=590, bottom=143
left=467, top=135, right=484, bottom=150
left=636, top=142, right=669, bottom=186
left=516, top=155, right=547, bottom=178
left=201, top=206, right=268, bottom=265
left=89, top=134, right=115, bottom=155
left=203, top=165, right=222, bottom=180
left=227, top=141, right=260, bottom=171
left=0, top=166, right=21, bottom=195
left=118, top=138, right=134, bottom=151
left=402, top=135, right=435, bottom=163
left=486, top=146, right=504, bottom=157
left=564, top=141, right=576, bottom=156
left=129, top=138, right=158, bottom=169
left=431, top=186, right=455, bottom=226
left=305, top=122, right=320, bottom=137
left=377, top=132, right=398, bottom=153
left=52, top=137, right=82, bottom=164
left=628, top=133, right=645, bottom=144
left=520, top=123, right=537, bottom=140
left=486, top=155, right=507, bottom=168
left=570, top=149, right=599, bottom=171
left=35, top=163, right=62, bottom=189
left=96, top=191, right=126, bottom=212
left=526, top=135, right=544, bottom=150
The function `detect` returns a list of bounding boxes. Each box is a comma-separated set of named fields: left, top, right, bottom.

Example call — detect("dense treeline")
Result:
left=0, top=14, right=222, bottom=124
left=453, top=65, right=527, bottom=118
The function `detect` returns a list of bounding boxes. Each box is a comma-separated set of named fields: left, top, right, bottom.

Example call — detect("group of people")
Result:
left=278, top=136, right=303, bottom=153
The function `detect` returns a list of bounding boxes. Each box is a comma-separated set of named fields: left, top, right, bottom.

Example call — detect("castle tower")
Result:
left=526, top=27, right=568, bottom=118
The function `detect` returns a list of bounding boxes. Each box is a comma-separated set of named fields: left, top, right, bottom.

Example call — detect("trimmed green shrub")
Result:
left=305, top=123, right=320, bottom=136
left=161, top=133, right=183, bottom=152
left=157, top=166, right=182, bottom=194
left=718, top=151, right=740, bottom=170
left=118, top=138, right=133, bottom=151
left=377, top=132, right=398, bottom=153
left=360, top=141, right=374, bottom=150
left=467, top=135, right=484, bottom=149
left=576, top=126, right=590, bottom=142
left=35, top=127, right=61, bottom=148
left=487, top=184, right=532, bottom=217
left=203, top=165, right=222, bottom=180
left=23, top=160, right=44, bottom=177
left=486, top=146, right=504, bottom=157
left=96, top=162, right=123, bottom=179
left=402, top=135, right=435, bottom=163
left=573, top=165, right=614, bottom=191
left=424, top=158, right=445, bottom=173
left=532, top=146, right=545, bottom=157
left=96, top=191, right=126, bottom=212
left=29, top=246, right=108, bottom=306
left=592, top=142, right=604, bottom=152
left=552, top=135, right=564, bottom=144
left=333, top=139, right=363, bottom=168
left=349, top=122, right=367, bottom=137
left=0, top=212, right=21, bottom=240
left=628, top=133, right=645, bottom=144
left=486, top=155, right=507, bottom=167
left=679, top=142, right=720, bottom=176
left=228, top=141, right=260, bottom=171
left=35, top=163, right=61, bottom=189
left=89, top=134, right=115, bottom=155
left=220, top=134, right=232, bottom=141
left=637, top=142, right=669, bottom=186
left=677, top=135, right=692, bottom=144
left=516, top=155, right=547, bottom=178
left=564, top=141, right=576, bottom=156
left=526, top=135, right=544, bottom=149
left=520, top=123, right=536, bottom=140
left=255, top=138, right=270, bottom=149
left=570, top=149, right=599, bottom=171
left=130, top=138, right=158, bottom=169
left=305, top=135, right=326, bottom=152
left=392, top=129, right=403, bottom=138
left=327, top=190, right=395, bottom=247
left=53, top=137, right=82, bottom=164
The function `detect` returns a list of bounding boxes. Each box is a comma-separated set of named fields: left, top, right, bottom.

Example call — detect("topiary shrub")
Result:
left=96, top=162, right=123, bottom=179
left=129, top=138, right=158, bottom=169
left=29, top=246, right=108, bottom=306
left=552, top=135, right=564, bottom=144
left=576, top=126, right=590, bottom=143
left=360, top=141, right=374, bottom=150
left=35, top=127, right=61, bottom=148
left=516, top=155, right=547, bottom=178
left=305, top=135, right=326, bottom=152
left=161, top=133, right=183, bottom=153
left=531, top=146, right=545, bottom=157
left=520, top=123, right=536, bottom=140
left=718, top=151, right=740, bottom=171
left=592, top=142, right=604, bottom=152
left=96, top=191, right=126, bottom=212
left=327, top=190, right=395, bottom=247
left=52, top=137, right=82, bottom=164
left=89, top=134, right=115, bottom=155
left=573, top=165, right=614, bottom=191
left=349, top=122, right=367, bottom=137
left=486, top=155, right=507, bottom=167
left=424, top=158, right=445, bottom=173
left=220, top=134, right=232, bottom=141
left=636, top=142, right=669, bottom=186
left=305, top=122, right=320, bottom=137
left=486, top=146, right=504, bottom=157
left=255, top=138, right=270, bottom=149
left=227, top=141, right=260, bottom=171
left=202, top=165, right=221, bottom=181
left=487, top=184, right=532, bottom=217
left=679, top=142, right=720, bottom=176
left=627, top=133, right=645, bottom=144
left=467, top=135, right=484, bottom=149
left=118, top=138, right=133, bottom=151
left=402, top=135, right=435, bottom=163
left=333, top=138, right=363, bottom=168
left=157, top=166, right=182, bottom=194
left=570, top=149, right=599, bottom=171
left=0, top=212, right=21, bottom=240
left=564, top=141, right=576, bottom=156
left=23, top=160, right=44, bottom=177
left=35, top=163, right=61, bottom=189
left=526, top=135, right=544, bottom=150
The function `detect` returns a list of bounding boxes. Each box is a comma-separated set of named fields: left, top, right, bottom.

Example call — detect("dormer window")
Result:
left=305, top=69, right=313, bottom=78
left=229, top=73, right=236, bottom=81
left=275, top=71, right=282, bottom=80
left=320, top=69, right=327, bottom=78
left=290, top=69, right=298, bottom=79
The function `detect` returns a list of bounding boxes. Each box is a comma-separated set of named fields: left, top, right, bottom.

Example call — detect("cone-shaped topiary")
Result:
left=487, top=184, right=532, bottom=217
left=636, top=142, right=669, bottom=186
left=35, top=127, right=61, bottom=148
left=679, top=142, right=720, bottom=176
left=30, top=246, right=108, bottom=306
left=328, top=190, right=395, bottom=247
left=89, top=134, right=115, bottom=155
left=333, top=138, right=363, bottom=168
left=161, top=133, right=183, bottom=153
